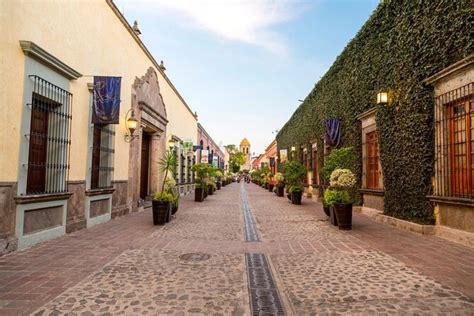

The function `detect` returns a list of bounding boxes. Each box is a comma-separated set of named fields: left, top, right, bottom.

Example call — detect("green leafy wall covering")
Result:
left=276, top=0, right=473, bottom=224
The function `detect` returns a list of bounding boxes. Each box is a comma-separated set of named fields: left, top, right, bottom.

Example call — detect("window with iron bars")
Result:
left=90, top=124, right=115, bottom=189
left=180, top=153, right=186, bottom=184
left=187, top=156, right=192, bottom=183
left=434, top=83, right=474, bottom=199
left=26, top=75, right=72, bottom=195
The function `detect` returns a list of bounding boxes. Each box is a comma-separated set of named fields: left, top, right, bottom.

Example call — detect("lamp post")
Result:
left=124, top=109, right=139, bottom=142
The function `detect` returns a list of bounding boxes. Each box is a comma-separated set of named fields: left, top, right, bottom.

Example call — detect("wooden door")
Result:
left=27, top=104, right=49, bottom=194
left=366, top=131, right=379, bottom=189
left=140, top=133, right=150, bottom=199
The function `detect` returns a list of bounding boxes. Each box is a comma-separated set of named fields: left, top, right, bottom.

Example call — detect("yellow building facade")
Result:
left=0, top=0, right=198, bottom=254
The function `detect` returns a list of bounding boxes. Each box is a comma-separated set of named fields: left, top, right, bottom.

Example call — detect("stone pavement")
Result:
left=0, top=183, right=473, bottom=315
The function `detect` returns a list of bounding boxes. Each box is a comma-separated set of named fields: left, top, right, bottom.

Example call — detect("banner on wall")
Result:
left=213, top=156, right=218, bottom=168
left=279, top=149, right=288, bottom=163
left=201, top=150, right=209, bottom=164
left=92, top=76, right=121, bottom=124
left=325, top=118, right=341, bottom=148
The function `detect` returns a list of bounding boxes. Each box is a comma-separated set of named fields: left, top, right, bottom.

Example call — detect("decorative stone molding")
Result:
left=19, top=41, right=82, bottom=80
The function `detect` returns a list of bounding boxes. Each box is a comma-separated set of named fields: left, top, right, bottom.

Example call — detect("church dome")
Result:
left=240, top=138, right=250, bottom=146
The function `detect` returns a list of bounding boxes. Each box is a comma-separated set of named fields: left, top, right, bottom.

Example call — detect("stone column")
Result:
left=149, top=132, right=162, bottom=194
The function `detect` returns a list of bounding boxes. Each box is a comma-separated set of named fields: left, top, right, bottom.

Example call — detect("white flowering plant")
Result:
left=275, top=172, right=284, bottom=183
left=329, top=169, right=356, bottom=189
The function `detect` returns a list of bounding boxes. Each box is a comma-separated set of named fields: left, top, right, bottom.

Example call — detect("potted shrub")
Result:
left=164, top=175, right=179, bottom=215
left=215, top=170, right=223, bottom=189
left=325, top=168, right=356, bottom=229
left=321, top=195, right=331, bottom=217
left=152, top=192, right=174, bottom=225
left=194, top=179, right=204, bottom=202
left=267, top=172, right=275, bottom=192
left=274, top=172, right=285, bottom=197
left=152, top=152, right=177, bottom=225
left=208, top=180, right=216, bottom=195
left=319, top=147, right=357, bottom=210
left=192, top=163, right=212, bottom=201
left=283, top=161, right=307, bottom=205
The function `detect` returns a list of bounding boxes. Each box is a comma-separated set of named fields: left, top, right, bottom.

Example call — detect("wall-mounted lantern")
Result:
left=377, top=90, right=389, bottom=105
left=124, top=109, right=139, bottom=142
left=168, top=139, right=176, bottom=151
left=291, top=146, right=296, bottom=152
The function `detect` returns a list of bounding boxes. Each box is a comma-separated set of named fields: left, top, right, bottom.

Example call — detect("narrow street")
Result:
left=0, top=182, right=473, bottom=315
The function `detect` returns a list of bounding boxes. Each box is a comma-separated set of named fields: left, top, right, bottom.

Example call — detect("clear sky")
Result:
left=115, top=0, right=379, bottom=155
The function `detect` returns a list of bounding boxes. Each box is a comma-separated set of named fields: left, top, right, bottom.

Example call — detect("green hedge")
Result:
left=276, top=0, right=473, bottom=224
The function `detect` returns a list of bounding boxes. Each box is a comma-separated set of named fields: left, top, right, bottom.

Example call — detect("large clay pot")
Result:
left=291, top=191, right=302, bottom=205
left=334, top=203, right=353, bottom=230
left=268, top=184, right=274, bottom=192
left=152, top=200, right=170, bottom=225
left=217, top=182, right=222, bottom=190
left=208, top=185, right=214, bottom=195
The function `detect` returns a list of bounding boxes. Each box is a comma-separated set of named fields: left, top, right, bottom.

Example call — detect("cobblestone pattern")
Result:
left=149, top=191, right=244, bottom=242
left=271, top=250, right=474, bottom=315
left=34, top=249, right=249, bottom=315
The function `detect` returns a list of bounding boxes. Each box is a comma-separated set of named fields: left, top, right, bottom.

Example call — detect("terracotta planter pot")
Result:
left=334, top=203, right=353, bottom=230
left=195, top=187, right=204, bottom=202
left=268, top=184, right=274, bottom=192
left=152, top=200, right=170, bottom=225
left=291, top=191, right=302, bottom=205
left=329, top=206, right=338, bottom=226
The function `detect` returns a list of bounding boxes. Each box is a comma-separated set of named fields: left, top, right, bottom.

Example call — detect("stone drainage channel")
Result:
left=241, top=184, right=286, bottom=315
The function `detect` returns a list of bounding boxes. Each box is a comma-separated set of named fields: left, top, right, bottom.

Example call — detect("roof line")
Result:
left=106, top=0, right=197, bottom=120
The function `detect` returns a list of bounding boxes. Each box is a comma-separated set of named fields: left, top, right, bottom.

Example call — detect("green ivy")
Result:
left=276, top=0, right=473, bottom=224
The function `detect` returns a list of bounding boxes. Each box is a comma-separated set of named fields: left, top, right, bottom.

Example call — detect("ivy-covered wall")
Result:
left=276, top=0, right=473, bottom=224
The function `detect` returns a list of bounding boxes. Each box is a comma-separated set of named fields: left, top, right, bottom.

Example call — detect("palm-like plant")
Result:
left=159, top=151, right=178, bottom=193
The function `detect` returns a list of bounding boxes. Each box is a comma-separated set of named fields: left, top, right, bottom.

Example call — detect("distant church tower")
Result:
left=240, top=138, right=251, bottom=170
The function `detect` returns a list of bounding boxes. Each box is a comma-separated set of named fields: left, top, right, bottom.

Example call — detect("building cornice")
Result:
left=106, top=0, right=197, bottom=121
left=19, top=40, right=82, bottom=80
left=423, top=53, right=474, bottom=85
left=356, top=107, right=377, bottom=120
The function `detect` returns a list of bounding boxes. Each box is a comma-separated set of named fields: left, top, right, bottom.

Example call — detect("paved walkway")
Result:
left=0, top=183, right=473, bottom=315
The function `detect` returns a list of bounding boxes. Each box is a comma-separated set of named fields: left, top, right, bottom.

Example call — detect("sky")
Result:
left=115, top=0, right=379, bottom=155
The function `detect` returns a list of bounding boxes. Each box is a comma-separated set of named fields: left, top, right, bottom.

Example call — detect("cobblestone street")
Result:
left=1, top=183, right=474, bottom=315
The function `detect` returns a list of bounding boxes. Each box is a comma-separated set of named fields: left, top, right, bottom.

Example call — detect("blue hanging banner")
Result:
left=325, top=118, right=341, bottom=148
left=92, top=76, right=121, bottom=124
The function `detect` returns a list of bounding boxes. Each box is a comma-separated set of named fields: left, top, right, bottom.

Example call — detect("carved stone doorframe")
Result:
left=128, top=67, right=168, bottom=212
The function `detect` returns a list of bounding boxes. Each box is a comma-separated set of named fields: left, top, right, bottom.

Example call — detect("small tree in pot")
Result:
left=215, top=170, right=223, bottom=189
left=152, top=152, right=177, bottom=225
left=192, top=163, right=211, bottom=202
left=324, top=169, right=356, bottom=229
left=283, top=161, right=307, bottom=205
left=274, top=172, right=285, bottom=197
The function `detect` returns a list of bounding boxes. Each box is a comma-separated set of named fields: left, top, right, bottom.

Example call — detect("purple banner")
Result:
left=325, top=118, right=341, bottom=148
left=92, top=76, right=121, bottom=124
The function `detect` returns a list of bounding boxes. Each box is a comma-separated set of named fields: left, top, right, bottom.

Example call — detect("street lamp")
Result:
left=377, top=90, right=389, bottom=105
left=124, top=109, right=139, bottom=142
left=168, top=139, right=176, bottom=151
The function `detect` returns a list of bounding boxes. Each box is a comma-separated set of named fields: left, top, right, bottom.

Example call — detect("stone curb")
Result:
left=356, top=207, right=474, bottom=248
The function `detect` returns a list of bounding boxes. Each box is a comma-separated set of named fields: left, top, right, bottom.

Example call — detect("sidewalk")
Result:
left=0, top=182, right=472, bottom=315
